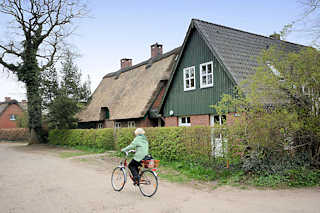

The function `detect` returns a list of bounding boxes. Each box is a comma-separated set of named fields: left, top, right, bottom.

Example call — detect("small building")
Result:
left=160, top=19, right=303, bottom=127
left=0, top=97, right=27, bottom=129
left=77, top=44, right=180, bottom=129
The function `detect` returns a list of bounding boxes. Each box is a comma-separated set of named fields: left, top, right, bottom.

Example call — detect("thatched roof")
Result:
left=78, top=47, right=180, bottom=122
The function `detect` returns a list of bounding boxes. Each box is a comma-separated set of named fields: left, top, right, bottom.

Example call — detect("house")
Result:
left=0, top=97, right=27, bottom=128
left=160, top=19, right=303, bottom=127
left=77, top=43, right=180, bottom=128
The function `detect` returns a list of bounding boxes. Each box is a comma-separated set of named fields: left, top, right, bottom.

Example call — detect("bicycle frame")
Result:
left=111, top=150, right=159, bottom=197
left=117, top=151, right=135, bottom=183
left=119, top=151, right=158, bottom=182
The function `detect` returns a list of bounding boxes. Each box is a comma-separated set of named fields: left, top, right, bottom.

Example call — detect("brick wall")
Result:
left=136, top=117, right=157, bottom=127
left=164, top=116, right=178, bottom=126
left=113, top=117, right=158, bottom=128
left=191, top=114, right=210, bottom=126
left=0, top=104, right=24, bottom=129
left=103, top=120, right=114, bottom=128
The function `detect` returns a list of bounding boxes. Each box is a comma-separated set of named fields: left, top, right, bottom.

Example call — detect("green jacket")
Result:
left=121, top=135, right=149, bottom=161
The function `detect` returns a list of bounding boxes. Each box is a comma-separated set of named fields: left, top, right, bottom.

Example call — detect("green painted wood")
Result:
left=163, top=28, right=235, bottom=117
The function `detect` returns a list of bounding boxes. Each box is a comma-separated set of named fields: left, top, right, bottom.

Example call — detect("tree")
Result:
left=0, top=0, right=87, bottom=143
left=46, top=50, right=91, bottom=129
left=282, top=0, right=320, bottom=45
left=213, top=46, right=320, bottom=169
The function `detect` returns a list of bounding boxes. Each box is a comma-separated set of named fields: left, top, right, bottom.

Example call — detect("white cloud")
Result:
left=0, top=71, right=26, bottom=102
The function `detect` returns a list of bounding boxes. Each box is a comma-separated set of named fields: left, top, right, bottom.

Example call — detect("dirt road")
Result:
left=0, top=142, right=319, bottom=213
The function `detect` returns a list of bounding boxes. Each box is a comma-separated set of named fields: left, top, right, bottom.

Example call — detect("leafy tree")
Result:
left=0, top=0, right=87, bottom=143
left=46, top=50, right=91, bottom=129
left=213, top=46, right=320, bottom=171
left=16, top=111, right=29, bottom=128
left=41, top=65, right=59, bottom=109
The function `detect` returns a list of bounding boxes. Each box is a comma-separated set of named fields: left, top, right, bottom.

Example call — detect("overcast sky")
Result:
left=0, top=0, right=314, bottom=102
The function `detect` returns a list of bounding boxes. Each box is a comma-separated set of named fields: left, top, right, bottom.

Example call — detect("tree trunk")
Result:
left=26, top=72, right=44, bottom=144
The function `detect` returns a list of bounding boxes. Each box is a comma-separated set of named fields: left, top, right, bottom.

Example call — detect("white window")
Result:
left=115, top=122, right=121, bottom=129
left=97, top=123, right=103, bottom=128
left=128, top=121, right=135, bottom=128
left=178, top=116, right=191, bottom=127
left=200, top=61, right=214, bottom=88
left=10, top=114, right=16, bottom=121
left=183, top=66, right=196, bottom=91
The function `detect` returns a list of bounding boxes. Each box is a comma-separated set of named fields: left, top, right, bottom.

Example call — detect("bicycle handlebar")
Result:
left=124, top=150, right=136, bottom=156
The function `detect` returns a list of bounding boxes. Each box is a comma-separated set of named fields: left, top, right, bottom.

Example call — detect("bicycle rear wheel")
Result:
left=138, top=170, right=158, bottom=197
left=111, top=167, right=126, bottom=191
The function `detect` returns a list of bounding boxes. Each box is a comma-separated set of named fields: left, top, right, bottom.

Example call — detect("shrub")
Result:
left=116, top=126, right=212, bottom=165
left=48, top=128, right=114, bottom=151
left=0, top=128, right=30, bottom=141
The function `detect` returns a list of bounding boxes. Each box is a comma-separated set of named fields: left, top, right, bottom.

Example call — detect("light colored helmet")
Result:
left=135, top=128, right=145, bottom=135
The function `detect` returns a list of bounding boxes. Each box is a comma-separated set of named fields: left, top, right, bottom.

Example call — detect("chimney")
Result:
left=269, top=33, right=281, bottom=40
left=120, top=58, right=132, bottom=69
left=5, top=97, right=11, bottom=102
left=151, top=43, right=163, bottom=58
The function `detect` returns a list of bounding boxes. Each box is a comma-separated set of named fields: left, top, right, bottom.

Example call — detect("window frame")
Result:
left=183, top=66, right=196, bottom=91
left=178, top=116, right=191, bottom=127
left=10, top=114, right=16, bottom=121
left=199, top=61, right=214, bottom=88
left=128, top=121, right=135, bottom=128
left=115, top=122, right=121, bottom=129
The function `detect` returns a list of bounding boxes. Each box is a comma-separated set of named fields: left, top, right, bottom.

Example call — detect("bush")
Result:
left=50, top=126, right=213, bottom=165
left=116, top=126, right=212, bottom=165
left=48, top=128, right=114, bottom=151
left=0, top=128, right=30, bottom=141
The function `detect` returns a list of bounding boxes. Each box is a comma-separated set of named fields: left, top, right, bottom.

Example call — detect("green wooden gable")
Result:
left=161, top=19, right=303, bottom=118
left=162, top=28, right=235, bottom=117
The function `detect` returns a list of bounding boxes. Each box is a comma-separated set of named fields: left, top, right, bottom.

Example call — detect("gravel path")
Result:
left=0, top=142, right=319, bottom=213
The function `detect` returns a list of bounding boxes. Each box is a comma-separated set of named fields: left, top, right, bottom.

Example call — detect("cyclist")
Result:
left=121, top=128, right=149, bottom=185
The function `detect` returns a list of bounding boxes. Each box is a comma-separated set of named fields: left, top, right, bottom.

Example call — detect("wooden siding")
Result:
left=163, top=29, right=235, bottom=117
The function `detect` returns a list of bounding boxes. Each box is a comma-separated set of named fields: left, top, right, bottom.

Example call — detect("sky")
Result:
left=0, top=0, right=315, bottom=102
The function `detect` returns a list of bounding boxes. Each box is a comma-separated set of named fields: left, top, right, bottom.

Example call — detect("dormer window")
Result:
left=101, top=107, right=110, bottom=120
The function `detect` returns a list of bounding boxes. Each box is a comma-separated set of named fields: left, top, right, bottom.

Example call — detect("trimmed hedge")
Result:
left=48, top=126, right=213, bottom=164
left=0, top=128, right=30, bottom=141
left=115, top=126, right=212, bottom=164
left=49, top=128, right=114, bottom=150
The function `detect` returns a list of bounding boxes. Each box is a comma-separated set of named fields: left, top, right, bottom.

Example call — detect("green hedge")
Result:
left=49, top=128, right=114, bottom=150
left=0, top=128, right=30, bottom=141
left=116, top=126, right=212, bottom=164
left=49, top=126, right=212, bottom=164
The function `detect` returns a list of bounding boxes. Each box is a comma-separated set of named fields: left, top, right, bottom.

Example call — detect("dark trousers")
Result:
left=129, top=159, right=141, bottom=182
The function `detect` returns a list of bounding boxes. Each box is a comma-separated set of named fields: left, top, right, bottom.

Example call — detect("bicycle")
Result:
left=111, top=150, right=159, bottom=197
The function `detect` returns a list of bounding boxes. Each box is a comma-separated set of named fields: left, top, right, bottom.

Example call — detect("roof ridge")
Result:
left=192, top=19, right=305, bottom=47
left=103, top=47, right=181, bottom=79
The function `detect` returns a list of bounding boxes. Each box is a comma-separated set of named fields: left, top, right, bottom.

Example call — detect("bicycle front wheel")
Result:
left=111, top=167, right=126, bottom=191
left=138, top=170, right=158, bottom=197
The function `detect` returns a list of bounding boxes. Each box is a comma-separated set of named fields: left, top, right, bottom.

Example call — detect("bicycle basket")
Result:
left=142, top=159, right=160, bottom=168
